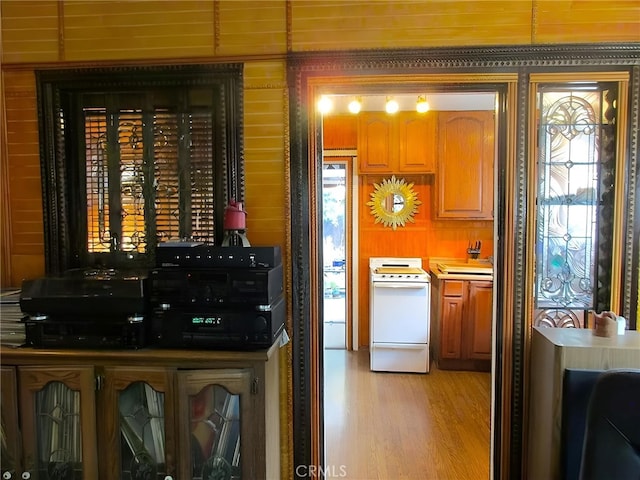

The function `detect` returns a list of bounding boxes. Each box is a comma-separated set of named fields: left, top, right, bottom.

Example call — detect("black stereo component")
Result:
left=151, top=295, right=285, bottom=349
left=24, top=317, right=147, bottom=349
left=149, top=263, right=283, bottom=307
left=20, top=268, right=148, bottom=318
left=157, top=244, right=281, bottom=269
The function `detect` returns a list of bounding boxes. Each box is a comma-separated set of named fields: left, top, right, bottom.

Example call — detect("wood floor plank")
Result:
left=324, top=349, right=491, bottom=479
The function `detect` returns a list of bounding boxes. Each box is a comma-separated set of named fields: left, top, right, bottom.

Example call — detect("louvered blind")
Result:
left=83, top=99, right=217, bottom=255
left=189, top=111, right=216, bottom=243
left=37, top=64, right=243, bottom=273
left=153, top=111, right=181, bottom=243
left=118, top=110, right=146, bottom=252
left=85, top=108, right=110, bottom=253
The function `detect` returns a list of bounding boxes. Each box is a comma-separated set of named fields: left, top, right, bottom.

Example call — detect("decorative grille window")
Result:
left=37, top=65, right=244, bottom=273
left=534, top=84, right=616, bottom=327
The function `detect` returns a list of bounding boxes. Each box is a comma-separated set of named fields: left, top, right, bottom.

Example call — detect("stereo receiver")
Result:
left=151, top=295, right=285, bottom=349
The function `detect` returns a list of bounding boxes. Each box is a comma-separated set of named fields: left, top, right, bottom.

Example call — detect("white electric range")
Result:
left=369, top=257, right=431, bottom=373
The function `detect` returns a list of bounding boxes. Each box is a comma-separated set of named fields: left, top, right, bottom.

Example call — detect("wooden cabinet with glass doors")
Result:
left=1, top=367, right=21, bottom=479
left=0, top=343, right=281, bottom=480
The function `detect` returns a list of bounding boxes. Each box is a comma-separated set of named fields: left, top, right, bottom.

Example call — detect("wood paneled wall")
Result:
left=243, top=60, right=288, bottom=249
left=1, top=0, right=638, bottom=284
left=1, top=71, right=44, bottom=287
left=2, top=1, right=639, bottom=63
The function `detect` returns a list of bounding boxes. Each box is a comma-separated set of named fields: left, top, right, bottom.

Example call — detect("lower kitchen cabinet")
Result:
left=0, top=341, right=281, bottom=480
left=431, top=277, right=493, bottom=371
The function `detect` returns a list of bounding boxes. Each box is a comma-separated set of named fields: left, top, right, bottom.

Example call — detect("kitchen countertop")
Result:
left=428, top=258, right=494, bottom=281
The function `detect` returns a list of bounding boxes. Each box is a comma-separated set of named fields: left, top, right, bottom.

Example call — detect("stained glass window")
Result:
left=534, top=84, right=617, bottom=327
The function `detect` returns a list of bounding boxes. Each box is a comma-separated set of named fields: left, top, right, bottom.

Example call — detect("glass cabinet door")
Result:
left=1, top=367, right=21, bottom=479
left=177, top=369, right=252, bottom=480
left=18, top=366, right=98, bottom=480
left=101, top=367, right=176, bottom=480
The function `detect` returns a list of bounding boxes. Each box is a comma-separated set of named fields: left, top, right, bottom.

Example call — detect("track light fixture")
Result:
left=416, top=95, right=430, bottom=113
left=348, top=97, right=362, bottom=114
left=385, top=97, right=399, bottom=114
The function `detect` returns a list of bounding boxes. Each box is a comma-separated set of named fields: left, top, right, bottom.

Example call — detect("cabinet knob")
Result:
left=163, top=476, right=173, bottom=480
left=21, top=473, right=31, bottom=480
left=2, top=472, right=12, bottom=479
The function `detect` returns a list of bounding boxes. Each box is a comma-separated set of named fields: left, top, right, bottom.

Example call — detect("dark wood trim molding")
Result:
left=626, top=65, right=640, bottom=330
left=287, top=43, right=640, bottom=480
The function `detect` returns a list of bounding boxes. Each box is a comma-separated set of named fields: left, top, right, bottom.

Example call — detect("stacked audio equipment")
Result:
left=150, top=244, right=285, bottom=349
left=20, top=268, right=149, bottom=349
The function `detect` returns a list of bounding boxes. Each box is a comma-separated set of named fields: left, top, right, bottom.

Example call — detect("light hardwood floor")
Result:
left=324, top=349, right=491, bottom=480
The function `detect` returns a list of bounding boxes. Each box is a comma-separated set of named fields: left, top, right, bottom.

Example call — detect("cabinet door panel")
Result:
left=177, top=369, right=253, bottom=480
left=440, top=296, right=464, bottom=359
left=358, top=113, right=395, bottom=173
left=436, top=111, right=494, bottom=219
left=1, top=367, right=21, bottom=477
left=467, top=281, right=493, bottom=359
left=18, top=366, right=98, bottom=480
left=398, top=112, right=436, bottom=172
left=101, top=367, right=176, bottom=480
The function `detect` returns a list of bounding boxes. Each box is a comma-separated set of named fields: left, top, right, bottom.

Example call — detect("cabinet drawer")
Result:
left=443, top=280, right=464, bottom=297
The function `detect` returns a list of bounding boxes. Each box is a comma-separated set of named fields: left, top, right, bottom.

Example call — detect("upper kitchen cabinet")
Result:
left=397, top=112, right=437, bottom=173
left=435, top=111, right=495, bottom=220
left=322, top=114, right=358, bottom=150
left=358, top=112, right=436, bottom=174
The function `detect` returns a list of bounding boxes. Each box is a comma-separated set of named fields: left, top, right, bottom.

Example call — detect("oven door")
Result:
left=370, top=281, right=430, bottom=344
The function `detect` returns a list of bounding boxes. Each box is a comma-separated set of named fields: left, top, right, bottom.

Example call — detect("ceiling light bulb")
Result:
left=348, top=97, right=362, bottom=114
left=318, top=96, right=333, bottom=114
left=385, top=97, right=399, bottom=114
left=416, top=96, right=430, bottom=113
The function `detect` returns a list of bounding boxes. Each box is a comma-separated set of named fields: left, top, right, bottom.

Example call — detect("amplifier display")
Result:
left=150, top=263, right=283, bottom=307
left=151, top=295, right=285, bottom=349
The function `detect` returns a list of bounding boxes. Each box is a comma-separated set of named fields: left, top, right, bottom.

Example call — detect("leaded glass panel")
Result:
left=35, top=381, right=83, bottom=479
left=118, top=382, right=166, bottom=479
left=188, top=384, right=241, bottom=480
left=534, top=84, right=617, bottom=326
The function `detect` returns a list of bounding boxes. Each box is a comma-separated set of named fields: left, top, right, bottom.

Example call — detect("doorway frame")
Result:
left=287, top=44, right=640, bottom=479
left=321, top=156, right=353, bottom=351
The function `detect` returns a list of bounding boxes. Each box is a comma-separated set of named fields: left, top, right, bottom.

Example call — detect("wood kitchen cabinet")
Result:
left=322, top=114, right=358, bottom=150
left=435, top=111, right=494, bottom=219
left=358, top=111, right=436, bottom=174
left=431, top=277, right=492, bottom=371
left=0, top=341, right=281, bottom=480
